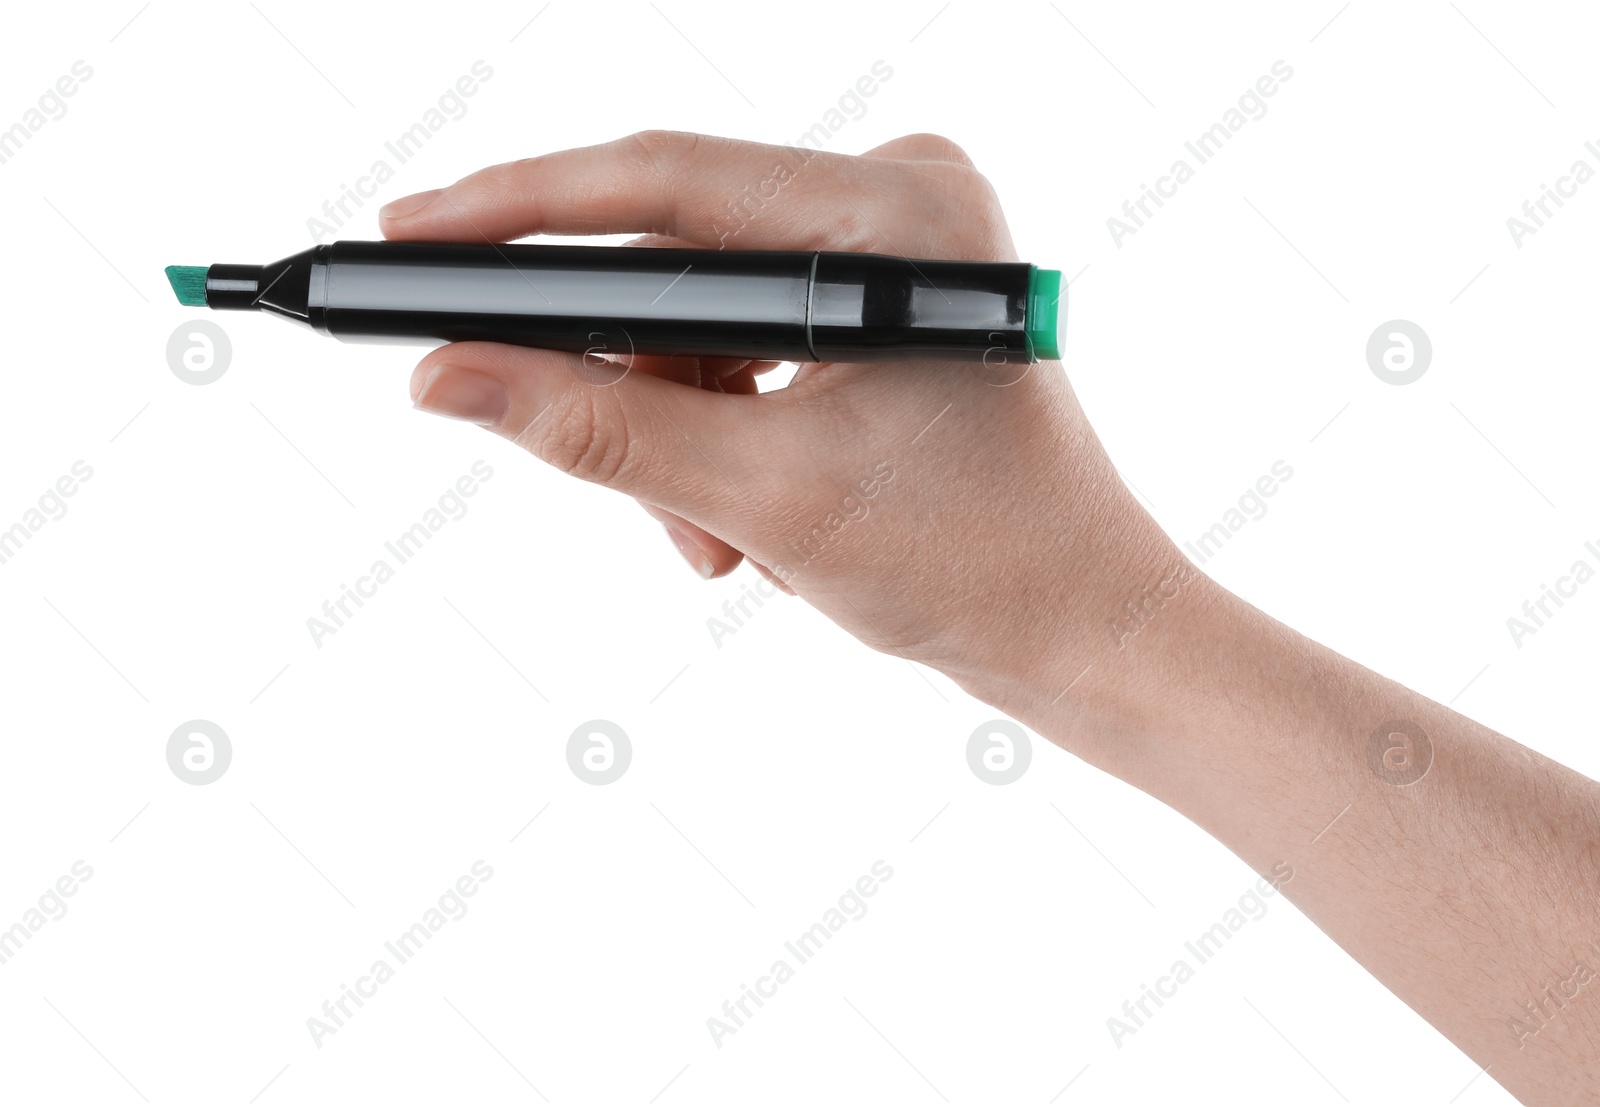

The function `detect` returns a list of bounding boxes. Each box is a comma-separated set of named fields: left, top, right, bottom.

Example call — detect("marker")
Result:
left=164, top=241, right=1062, bottom=363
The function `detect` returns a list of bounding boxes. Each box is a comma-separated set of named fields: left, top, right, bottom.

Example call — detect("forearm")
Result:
left=984, top=571, right=1600, bottom=1104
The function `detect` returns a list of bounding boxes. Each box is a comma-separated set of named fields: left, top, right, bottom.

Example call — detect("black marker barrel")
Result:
left=188, top=241, right=1061, bottom=363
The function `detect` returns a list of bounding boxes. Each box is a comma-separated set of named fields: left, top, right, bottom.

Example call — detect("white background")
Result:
left=1, top=2, right=1596, bottom=1104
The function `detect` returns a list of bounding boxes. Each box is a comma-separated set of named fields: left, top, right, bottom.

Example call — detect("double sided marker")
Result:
left=165, top=242, right=1062, bottom=363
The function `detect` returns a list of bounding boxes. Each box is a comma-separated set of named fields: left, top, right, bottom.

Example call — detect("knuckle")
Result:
left=967, top=177, right=1014, bottom=252
left=820, top=198, right=882, bottom=252
left=901, top=132, right=977, bottom=167
left=530, top=391, right=634, bottom=486
left=962, top=167, right=1006, bottom=216
left=921, top=162, right=1011, bottom=256
left=624, top=129, right=700, bottom=176
left=827, top=216, right=876, bottom=252
left=922, top=156, right=992, bottom=200
left=463, top=159, right=530, bottom=203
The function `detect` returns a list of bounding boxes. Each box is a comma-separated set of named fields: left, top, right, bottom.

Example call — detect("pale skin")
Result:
left=379, top=130, right=1600, bottom=1105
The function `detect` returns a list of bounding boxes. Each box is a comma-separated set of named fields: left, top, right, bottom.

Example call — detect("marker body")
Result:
left=202, top=241, right=1061, bottom=363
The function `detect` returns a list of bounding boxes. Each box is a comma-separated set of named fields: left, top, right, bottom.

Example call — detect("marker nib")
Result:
left=164, top=265, right=207, bottom=306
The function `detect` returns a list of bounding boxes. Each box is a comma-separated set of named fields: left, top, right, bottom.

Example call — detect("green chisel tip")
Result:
left=164, top=265, right=208, bottom=306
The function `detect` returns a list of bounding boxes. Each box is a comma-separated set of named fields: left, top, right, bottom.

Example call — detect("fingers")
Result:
left=748, top=559, right=796, bottom=597
left=599, top=349, right=774, bottom=575
left=630, top=352, right=769, bottom=386
left=486, top=260, right=774, bottom=578
left=378, top=129, right=963, bottom=253
left=389, top=129, right=1002, bottom=591
left=416, top=338, right=770, bottom=577
left=716, top=366, right=762, bottom=394
left=638, top=502, right=745, bottom=579
left=861, top=132, right=976, bottom=167
left=409, top=341, right=776, bottom=525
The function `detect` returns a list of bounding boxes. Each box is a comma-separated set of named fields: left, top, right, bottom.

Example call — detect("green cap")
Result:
left=1026, top=266, right=1062, bottom=361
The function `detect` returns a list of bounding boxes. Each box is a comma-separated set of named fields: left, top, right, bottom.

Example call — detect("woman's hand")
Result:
left=382, top=131, right=1600, bottom=1103
left=380, top=130, right=1190, bottom=759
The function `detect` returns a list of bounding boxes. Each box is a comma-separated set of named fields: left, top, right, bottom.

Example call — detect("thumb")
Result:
left=409, top=341, right=774, bottom=524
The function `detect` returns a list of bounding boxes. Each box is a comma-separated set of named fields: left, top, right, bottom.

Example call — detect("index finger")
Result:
left=377, top=129, right=957, bottom=253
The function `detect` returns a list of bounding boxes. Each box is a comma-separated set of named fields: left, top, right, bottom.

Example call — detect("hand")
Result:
left=380, top=130, right=1190, bottom=759
left=381, top=131, right=1600, bottom=1103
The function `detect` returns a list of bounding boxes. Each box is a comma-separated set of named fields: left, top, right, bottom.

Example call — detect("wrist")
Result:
left=952, top=556, right=1250, bottom=785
